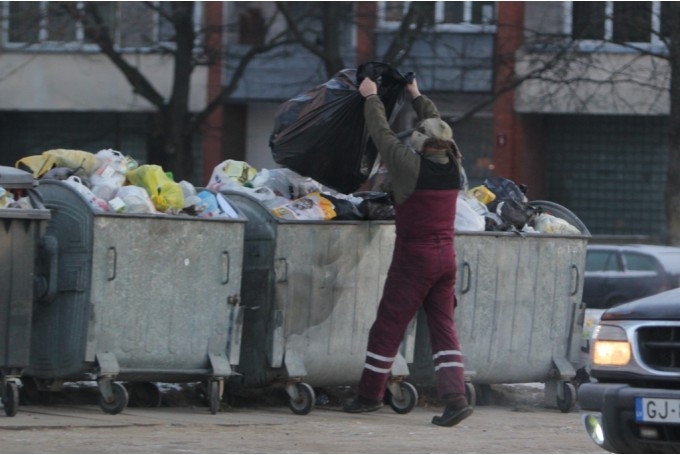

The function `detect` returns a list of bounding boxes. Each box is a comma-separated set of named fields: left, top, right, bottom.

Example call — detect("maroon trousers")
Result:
left=357, top=235, right=465, bottom=401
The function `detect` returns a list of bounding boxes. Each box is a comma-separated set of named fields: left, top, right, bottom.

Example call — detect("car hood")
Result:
left=601, top=288, right=680, bottom=321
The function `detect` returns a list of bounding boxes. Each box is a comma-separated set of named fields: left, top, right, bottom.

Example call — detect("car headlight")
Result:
left=592, top=325, right=631, bottom=366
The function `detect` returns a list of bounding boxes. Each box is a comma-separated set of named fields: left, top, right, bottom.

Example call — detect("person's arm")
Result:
left=412, top=95, right=441, bottom=122
left=359, top=78, right=419, bottom=204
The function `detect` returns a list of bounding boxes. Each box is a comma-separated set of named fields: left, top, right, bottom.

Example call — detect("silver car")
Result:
left=583, top=244, right=680, bottom=309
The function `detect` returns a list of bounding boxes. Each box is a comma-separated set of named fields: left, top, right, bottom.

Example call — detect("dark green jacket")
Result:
left=363, top=94, right=452, bottom=204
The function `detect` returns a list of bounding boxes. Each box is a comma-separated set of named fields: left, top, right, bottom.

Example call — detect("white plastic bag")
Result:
left=64, top=176, right=109, bottom=212
left=455, top=194, right=485, bottom=232
left=207, top=160, right=258, bottom=190
left=533, top=213, right=581, bottom=235
left=90, top=149, right=129, bottom=188
left=261, top=168, right=323, bottom=199
left=113, top=185, right=157, bottom=214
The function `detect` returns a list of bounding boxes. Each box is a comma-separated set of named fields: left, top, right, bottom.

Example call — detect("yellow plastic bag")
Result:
left=16, top=149, right=99, bottom=178
left=126, top=164, right=185, bottom=213
left=16, top=154, right=58, bottom=178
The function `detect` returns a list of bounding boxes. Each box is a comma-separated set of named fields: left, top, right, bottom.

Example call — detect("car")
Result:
left=578, top=287, right=680, bottom=453
left=583, top=244, right=680, bottom=309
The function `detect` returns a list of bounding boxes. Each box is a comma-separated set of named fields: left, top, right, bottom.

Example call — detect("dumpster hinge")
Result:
left=96, top=352, right=120, bottom=377
left=551, top=356, right=576, bottom=380
left=390, top=353, right=410, bottom=377
left=208, top=353, right=232, bottom=378
left=284, top=349, right=307, bottom=378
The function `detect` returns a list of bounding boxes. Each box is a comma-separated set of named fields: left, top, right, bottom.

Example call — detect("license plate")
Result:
left=636, top=397, right=680, bottom=423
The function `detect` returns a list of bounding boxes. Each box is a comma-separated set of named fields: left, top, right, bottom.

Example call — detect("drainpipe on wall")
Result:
left=201, top=1, right=225, bottom=185
left=492, top=2, right=545, bottom=198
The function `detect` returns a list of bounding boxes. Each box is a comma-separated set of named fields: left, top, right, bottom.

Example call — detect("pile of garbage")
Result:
left=0, top=186, right=34, bottom=209
left=206, top=159, right=395, bottom=221
left=207, top=159, right=582, bottom=235
left=15, top=149, right=238, bottom=218
left=11, top=149, right=583, bottom=234
left=457, top=176, right=581, bottom=235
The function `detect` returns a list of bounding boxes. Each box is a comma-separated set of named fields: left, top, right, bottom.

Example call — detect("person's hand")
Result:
left=406, top=78, right=421, bottom=99
left=359, top=78, right=378, bottom=98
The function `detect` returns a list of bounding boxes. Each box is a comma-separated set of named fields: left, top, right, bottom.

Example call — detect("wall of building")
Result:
left=0, top=53, right=208, bottom=112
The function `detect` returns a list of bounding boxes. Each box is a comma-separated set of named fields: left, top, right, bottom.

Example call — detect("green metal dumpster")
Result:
left=0, top=166, right=50, bottom=417
left=221, top=190, right=418, bottom=415
left=25, top=181, right=245, bottom=415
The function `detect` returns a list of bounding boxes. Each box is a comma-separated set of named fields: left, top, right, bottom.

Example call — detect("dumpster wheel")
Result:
left=208, top=380, right=221, bottom=415
left=464, top=382, right=476, bottom=408
left=98, top=382, right=128, bottom=415
left=386, top=381, right=418, bottom=414
left=2, top=382, right=19, bottom=417
left=287, top=382, right=315, bottom=415
left=556, top=382, right=576, bottom=413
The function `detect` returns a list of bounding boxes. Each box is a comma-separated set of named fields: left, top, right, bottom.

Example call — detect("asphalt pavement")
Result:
left=0, top=383, right=607, bottom=454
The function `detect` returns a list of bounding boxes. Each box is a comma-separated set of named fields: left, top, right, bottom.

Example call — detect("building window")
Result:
left=379, top=1, right=496, bottom=31
left=570, top=1, right=662, bottom=45
left=1, top=1, right=199, bottom=50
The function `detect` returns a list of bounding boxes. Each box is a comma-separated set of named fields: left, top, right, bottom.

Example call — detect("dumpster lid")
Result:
left=0, top=166, right=38, bottom=189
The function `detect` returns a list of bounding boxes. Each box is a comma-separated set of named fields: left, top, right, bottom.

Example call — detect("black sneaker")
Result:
left=343, top=396, right=383, bottom=413
left=431, top=405, right=473, bottom=427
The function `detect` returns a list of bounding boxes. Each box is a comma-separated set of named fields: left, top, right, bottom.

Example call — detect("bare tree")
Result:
left=513, top=3, right=680, bottom=244
left=58, top=1, right=298, bottom=181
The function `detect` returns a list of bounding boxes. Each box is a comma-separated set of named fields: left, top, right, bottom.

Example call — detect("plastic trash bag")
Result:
left=455, top=194, right=485, bottom=232
left=110, top=185, right=157, bottom=214
left=64, top=176, right=109, bottom=212
left=127, top=164, right=184, bottom=213
left=270, top=192, right=337, bottom=221
left=258, top=168, right=324, bottom=199
left=533, top=213, right=581, bottom=235
left=270, top=62, right=411, bottom=195
left=207, top=159, right=258, bottom=190
left=90, top=149, right=129, bottom=188
left=17, top=149, right=99, bottom=178
left=323, top=193, right=363, bottom=221
left=354, top=191, right=395, bottom=220
left=483, top=177, right=537, bottom=230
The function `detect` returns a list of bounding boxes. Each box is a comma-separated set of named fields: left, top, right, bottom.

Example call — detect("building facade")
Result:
left=0, top=2, right=671, bottom=239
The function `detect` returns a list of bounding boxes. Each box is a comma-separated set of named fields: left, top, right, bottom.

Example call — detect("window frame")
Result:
left=1, top=1, right=203, bottom=52
left=377, top=1, right=497, bottom=33
left=564, top=1, right=665, bottom=52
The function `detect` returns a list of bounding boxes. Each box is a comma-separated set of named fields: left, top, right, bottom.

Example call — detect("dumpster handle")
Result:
left=461, top=261, right=471, bottom=294
left=221, top=251, right=230, bottom=284
left=570, top=264, right=580, bottom=296
left=37, top=234, right=59, bottom=305
left=107, top=247, right=117, bottom=281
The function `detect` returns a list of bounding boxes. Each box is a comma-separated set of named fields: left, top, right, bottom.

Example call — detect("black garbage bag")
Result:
left=483, top=177, right=537, bottom=230
left=354, top=191, right=395, bottom=220
left=270, top=62, right=411, bottom=195
left=323, top=194, right=363, bottom=221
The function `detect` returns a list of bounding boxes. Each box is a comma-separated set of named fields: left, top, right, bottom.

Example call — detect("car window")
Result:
left=586, top=251, right=621, bottom=272
left=623, top=252, right=660, bottom=272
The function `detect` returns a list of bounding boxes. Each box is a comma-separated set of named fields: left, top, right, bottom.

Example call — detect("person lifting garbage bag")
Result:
left=343, top=75, right=473, bottom=427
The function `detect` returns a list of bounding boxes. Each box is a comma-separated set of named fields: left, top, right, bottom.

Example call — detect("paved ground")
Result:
left=0, top=383, right=606, bottom=454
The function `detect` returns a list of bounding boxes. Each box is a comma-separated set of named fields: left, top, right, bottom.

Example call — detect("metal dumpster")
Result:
left=0, top=166, right=50, bottom=417
left=409, top=201, right=590, bottom=412
left=221, top=190, right=417, bottom=415
left=25, top=181, right=245, bottom=415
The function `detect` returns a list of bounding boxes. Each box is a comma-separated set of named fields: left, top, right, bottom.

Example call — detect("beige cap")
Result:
left=410, top=118, right=453, bottom=152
